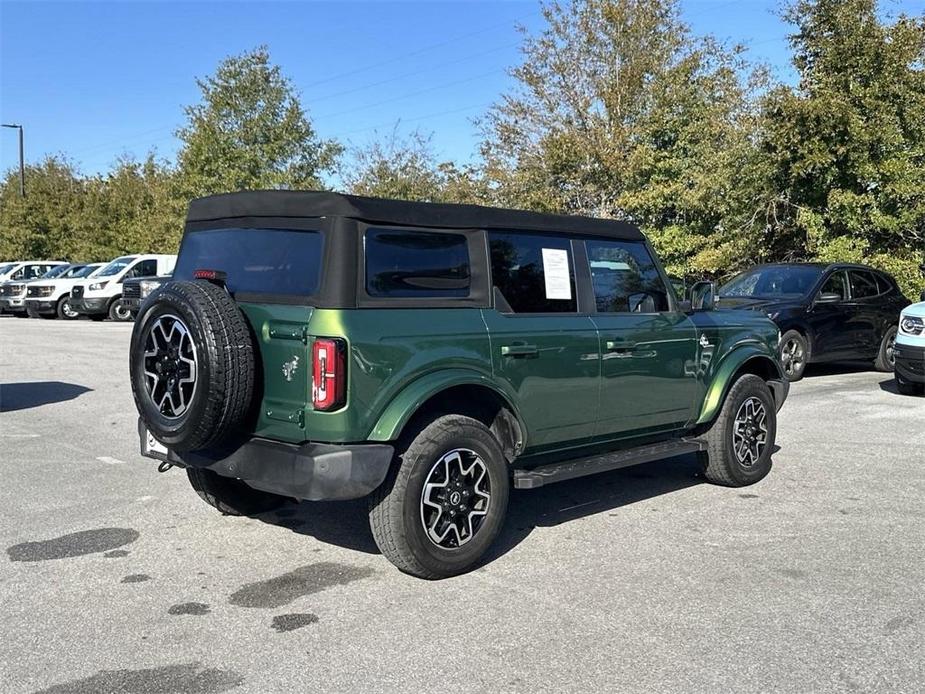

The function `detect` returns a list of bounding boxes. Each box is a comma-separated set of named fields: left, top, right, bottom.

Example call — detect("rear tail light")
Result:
left=312, top=338, right=346, bottom=411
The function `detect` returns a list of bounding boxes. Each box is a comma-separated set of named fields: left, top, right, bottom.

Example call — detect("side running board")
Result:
left=513, top=438, right=706, bottom=490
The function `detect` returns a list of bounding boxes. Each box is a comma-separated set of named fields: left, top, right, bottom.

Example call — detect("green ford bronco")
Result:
left=131, top=191, right=788, bottom=578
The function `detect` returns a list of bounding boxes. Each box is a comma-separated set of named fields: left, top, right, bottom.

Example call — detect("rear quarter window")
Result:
left=364, top=228, right=470, bottom=298
left=175, top=228, right=323, bottom=296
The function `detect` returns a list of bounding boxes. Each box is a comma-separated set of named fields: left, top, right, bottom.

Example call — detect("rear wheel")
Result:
left=186, top=467, right=285, bottom=516
left=779, top=330, right=808, bottom=382
left=368, top=415, right=510, bottom=579
left=56, top=296, right=79, bottom=320
left=874, top=326, right=897, bottom=372
left=700, top=374, right=776, bottom=487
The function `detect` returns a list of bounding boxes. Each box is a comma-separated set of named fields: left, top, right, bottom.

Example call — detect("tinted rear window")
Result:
left=365, top=228, right=470, bottom=298
left=176, top=228, right=323, bottom=296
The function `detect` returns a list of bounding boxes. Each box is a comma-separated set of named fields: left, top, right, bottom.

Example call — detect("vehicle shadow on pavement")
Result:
left=255, top=451, right=779, bottom=565
left=803, top=361, right=878, bottom=378
left=257, top=499, right=380, bottom=554
left=483, top=453, right=704, bottom=566
left=0, top=381, right=92, bottom=412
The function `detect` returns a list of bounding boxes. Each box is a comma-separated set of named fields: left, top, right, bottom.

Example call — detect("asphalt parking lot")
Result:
left=1, top=317, right=923, bottom=694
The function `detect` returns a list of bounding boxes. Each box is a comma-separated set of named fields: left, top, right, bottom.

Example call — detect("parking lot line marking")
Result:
left=0, top=434, right=39, bottom=438
left=96, top=456, right=126, bottom=465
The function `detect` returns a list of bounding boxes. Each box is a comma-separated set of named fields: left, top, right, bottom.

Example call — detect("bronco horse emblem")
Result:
left=282, top=355, right=299, bottom=382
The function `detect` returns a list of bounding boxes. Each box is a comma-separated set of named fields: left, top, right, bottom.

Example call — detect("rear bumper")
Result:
left=768, top=378, right=790, bottom=411
left=137, top=419, right=394, bottom=501
left=894, top=343, right=925, bottom=384
left=70, top=297, right=108, bottom=314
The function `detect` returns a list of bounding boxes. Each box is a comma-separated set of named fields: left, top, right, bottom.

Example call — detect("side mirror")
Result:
left=689, top=281, right=716, bottom=311
left=815, top=292, right=842, bottom=304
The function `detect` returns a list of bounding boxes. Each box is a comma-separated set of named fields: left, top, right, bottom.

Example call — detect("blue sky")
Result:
left=1, top=0, right=921, bottom=178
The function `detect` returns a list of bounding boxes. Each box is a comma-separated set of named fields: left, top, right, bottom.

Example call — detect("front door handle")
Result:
left=605, top=340, right=635, bottom=352
left=501, top=344, right=539, bottom=358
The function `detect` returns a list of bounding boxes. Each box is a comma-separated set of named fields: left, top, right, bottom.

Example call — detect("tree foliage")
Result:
left=762, top=0, right=925, bottom=297
left=176, top=46, right=341, bottom=198
left=1, top=6, right=922, bottom=297
left=340, top=128, right=488, bottom=204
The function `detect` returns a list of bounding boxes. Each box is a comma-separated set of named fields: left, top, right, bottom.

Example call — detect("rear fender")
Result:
left=368, top=368, right=523, bottom=443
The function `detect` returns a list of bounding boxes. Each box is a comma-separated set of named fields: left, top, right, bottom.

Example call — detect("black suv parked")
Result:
left=718, top=263, right=909, bottom=381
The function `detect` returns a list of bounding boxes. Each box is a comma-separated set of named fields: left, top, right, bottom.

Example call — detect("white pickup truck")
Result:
left=0, top=261, right=69, bottom=315
left=70, top=254, right=177, bottom=321
left=24, top=263, right=104, bottom=319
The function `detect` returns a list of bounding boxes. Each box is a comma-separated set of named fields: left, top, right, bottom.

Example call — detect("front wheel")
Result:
left=700, top=374, right=776, bottom=487
left=779, top=330, right=808, bottom=382
left=368, top=415, right=510, bottom=579
left=57, top=296, right=79, bottom=320
left=109, top=299, right=133, bottom=322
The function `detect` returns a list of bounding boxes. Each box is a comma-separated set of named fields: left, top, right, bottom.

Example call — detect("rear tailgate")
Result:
left=238, top=303, right=313, bottom=443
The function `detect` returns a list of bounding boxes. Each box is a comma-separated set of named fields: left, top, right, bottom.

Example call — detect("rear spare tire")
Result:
left=130, top=280, right=256, bottom=452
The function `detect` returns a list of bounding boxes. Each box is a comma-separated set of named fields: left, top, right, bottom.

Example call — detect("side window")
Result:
left=819, top=271, right=848, bottom=300
left=25, top=265, right=46, bottom=279
left=489, top=232, right=576, bottom=313
left=849, top=270, right=880, bottom=299
left=365, top=228, right=470, bottom=298
left=875, top=273, right=894, bottom=295
left=586, top=239, right=670, bottom=313
left=133, top=260, right=158, bottom=278
left=10, top=267, right=24, bottom=280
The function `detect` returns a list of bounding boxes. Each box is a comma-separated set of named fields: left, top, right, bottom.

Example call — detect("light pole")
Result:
left=2, top=123, right=25, bottom=197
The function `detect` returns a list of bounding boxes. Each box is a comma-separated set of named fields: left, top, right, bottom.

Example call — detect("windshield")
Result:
left=96, top=256, right=135, bottom=278
left=41, top=265, right=72, bottom=279
left=0, top=263, right=16, bottom=276
left=76, top=264, right=102, bottom=278
left=720, top=265, right=824, bottom=299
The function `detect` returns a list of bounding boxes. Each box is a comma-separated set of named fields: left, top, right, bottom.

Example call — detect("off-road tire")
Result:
left=130, top=280, right=256, bottom=452
left=874, top=326, right=897, bottom=372
left=56, top=296, right=78, bottom=320
left=700, top=374, right=776, bottom=487
left=186, top=467, right=285, bottom=516
left=368, top=415, right=510, bottom=579
left=779, top=330, right=808, bottom=382
left=109, top=298, right=133, bottom=322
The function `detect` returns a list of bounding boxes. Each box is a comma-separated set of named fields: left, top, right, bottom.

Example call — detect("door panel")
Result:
left=583, top=238, right=699, bottom=437
left=484, top=231, right=600, bottom=451
left=593, top=312, right=699, bottom=436
left=847, top=269, right=884, bottom=357
left=481, top=311, right=601, bottom=449
left=808, top=270, right=854, bottom=359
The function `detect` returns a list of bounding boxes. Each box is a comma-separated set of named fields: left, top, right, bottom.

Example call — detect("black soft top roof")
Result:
left=187, top=190, right=644, bottom=241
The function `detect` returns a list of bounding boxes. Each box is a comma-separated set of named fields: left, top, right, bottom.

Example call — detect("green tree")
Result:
left=342, top=128, right=489, bottom=205
left=763, top=0, right=925, bottom=297
left=480, top=0, right=766, bottom=277
left=176, top=46, right=341, bottom=197
left=0, top=156, right=87, bottom=261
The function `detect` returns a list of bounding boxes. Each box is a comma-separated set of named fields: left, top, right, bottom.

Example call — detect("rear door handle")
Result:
left=501, top=344, right=539, bottom=358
